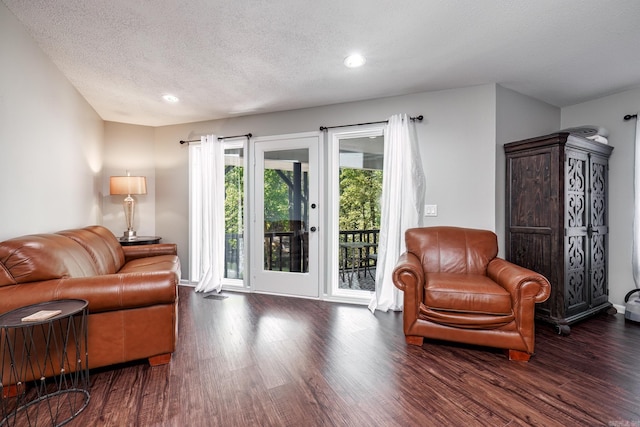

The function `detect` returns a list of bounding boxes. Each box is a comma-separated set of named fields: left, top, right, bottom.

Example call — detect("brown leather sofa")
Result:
left=0, top=225, right=180, bottom=382
left=393, top=226, right=551, bottom=361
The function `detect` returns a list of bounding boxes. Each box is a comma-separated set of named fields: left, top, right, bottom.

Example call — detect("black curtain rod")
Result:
left=179, top=133, right=252, bottom=144
left=319, top=115, right=423, bottom=132
left=624, top=114, right=638, bottom=121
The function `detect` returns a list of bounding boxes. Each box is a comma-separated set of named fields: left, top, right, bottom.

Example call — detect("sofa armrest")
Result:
left=487, top=258, right=551, bottom=303
left=57, top=272, right=178, bottom=313
left=122, top=243, right=177, bottom=262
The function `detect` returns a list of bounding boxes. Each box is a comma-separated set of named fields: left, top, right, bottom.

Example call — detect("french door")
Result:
left=327, top=125, right=385, bottom=302
left=252, top=133, right=320, bottom=297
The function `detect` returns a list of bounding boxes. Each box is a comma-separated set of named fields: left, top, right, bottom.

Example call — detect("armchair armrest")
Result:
left=123, top=243, right=178, bottom=263
left=392, top=252, right=424, bottom=303
left=487, top=258, right=551, bottom=303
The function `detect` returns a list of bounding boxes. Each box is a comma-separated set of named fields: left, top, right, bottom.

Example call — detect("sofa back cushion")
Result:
left=0, top=234, right=98, bottom=286
left=405, top=226, right=498, bottom=275
left=57, top=226, right=125, bottom=275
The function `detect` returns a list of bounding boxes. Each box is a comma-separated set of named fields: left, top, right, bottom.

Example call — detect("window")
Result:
left=189, top=138, right=247, bottom=289
left=223, top=144, right=245, bottom=283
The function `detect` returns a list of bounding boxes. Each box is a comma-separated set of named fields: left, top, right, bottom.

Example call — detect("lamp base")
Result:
left=122, top=230, right=138, bottom=240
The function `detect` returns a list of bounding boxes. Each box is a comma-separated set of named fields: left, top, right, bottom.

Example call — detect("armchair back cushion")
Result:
left=406, top=227, right=497, bottom=275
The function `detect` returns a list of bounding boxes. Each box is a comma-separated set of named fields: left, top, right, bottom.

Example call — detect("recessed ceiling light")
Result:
left=344, top=53, right=366, bottom=68
left=162, top=94, right=179, bottom=103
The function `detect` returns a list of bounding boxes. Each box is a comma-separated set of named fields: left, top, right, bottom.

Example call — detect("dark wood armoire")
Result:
left=504, top=132, right=615, bottom=334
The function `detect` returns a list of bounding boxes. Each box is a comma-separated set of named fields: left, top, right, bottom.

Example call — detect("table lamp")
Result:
left=110, top=174, right=147, bottom=240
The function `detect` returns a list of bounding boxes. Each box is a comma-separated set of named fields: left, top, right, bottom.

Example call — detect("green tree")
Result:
left=263, top=169, right=294, bottom=232
left=224, top=165, right=383, bottom=233
left=224, top=165, right=244, bottom=235
left=339, top=168, right=382, bottom=231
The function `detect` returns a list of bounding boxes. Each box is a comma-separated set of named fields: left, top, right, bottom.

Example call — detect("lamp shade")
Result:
left=110, top=176, right=147, bottom=195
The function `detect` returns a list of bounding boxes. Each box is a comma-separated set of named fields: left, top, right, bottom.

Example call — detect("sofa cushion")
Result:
left=119, top=255, right=181, bottom=277
left=424, top=272, right=512, bottom=315
left=58, top=226, right=125, bottom=275
left=0, top=234, right=98, bottom=286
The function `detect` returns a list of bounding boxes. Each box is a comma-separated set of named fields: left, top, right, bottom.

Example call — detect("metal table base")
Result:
left=0, top=300, right=90, bottom=426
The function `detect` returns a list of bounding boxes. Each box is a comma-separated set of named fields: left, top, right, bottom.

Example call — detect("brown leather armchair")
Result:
left=392, top=226, right=550, bottom=361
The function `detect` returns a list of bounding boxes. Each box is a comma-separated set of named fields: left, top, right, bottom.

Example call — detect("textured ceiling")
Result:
left=3, top=0, right=640, bottom=127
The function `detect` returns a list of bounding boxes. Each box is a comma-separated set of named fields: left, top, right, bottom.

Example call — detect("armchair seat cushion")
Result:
left=425, top=273, right=512, bottom=315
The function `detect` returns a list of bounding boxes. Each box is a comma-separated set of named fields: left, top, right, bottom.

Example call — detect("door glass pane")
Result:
left=224, top=147, right=244, bottom=280
left=263, top=149, right=309, bottom=273
left=338, top=136, right=383, bottom=290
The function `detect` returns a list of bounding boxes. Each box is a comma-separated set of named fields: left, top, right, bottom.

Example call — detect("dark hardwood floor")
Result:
left=69, top=286, right=640, bottom=426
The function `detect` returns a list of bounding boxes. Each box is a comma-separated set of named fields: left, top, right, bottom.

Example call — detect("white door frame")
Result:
left=326, top=125, right=385, bottom=304
left=250, top=132, right=323, bottom=298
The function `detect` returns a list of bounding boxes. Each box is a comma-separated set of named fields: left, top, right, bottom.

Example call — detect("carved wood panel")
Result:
left=509, top=154, right=550, bottom=227
left=566, top=235, right=587, bottom=308
left=590, top=156, right=609, bottom=307
left=567, top=156, right=586, bottom=228
left=591, top=161, right=607, bottom=227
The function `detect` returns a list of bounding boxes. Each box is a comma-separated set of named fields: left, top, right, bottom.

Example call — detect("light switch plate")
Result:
left=424, top=204, right=438, bottom=217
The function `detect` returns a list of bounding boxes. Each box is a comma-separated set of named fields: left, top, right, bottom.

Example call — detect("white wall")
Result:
left=0, top=4, right=104, bottom=240
left=103, top=122, right=155, bottom=238
left=561, top=87, right=640, bottom=306
left=495, top=85, right=561, bottom=256
left=154, top=84, right=499, bottom=280
left=4, top=0, right=636, bottom=307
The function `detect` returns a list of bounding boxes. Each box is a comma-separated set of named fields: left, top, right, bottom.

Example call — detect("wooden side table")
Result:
left=118, top=236, right=161, bottom=246
left=0, top=299, right=90, bottom=426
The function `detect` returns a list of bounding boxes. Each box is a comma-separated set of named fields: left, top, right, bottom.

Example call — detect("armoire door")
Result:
left=588, top=153, right=610, bottom=309
left=565, top=148, right=590, bottom=316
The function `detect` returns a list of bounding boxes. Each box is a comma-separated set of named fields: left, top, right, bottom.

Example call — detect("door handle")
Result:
left=310, top=227, right=317, bottom=232
left=587, top=224, right=600, bottom=238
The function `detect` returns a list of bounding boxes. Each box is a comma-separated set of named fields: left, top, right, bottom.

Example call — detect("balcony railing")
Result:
left=223, top=229, right=380, bottom=279
left=224, top=233, right=244, bottom=279
left=339, top=229, right=379, bottom=270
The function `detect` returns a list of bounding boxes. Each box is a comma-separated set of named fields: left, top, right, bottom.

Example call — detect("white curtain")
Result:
left=190, top=135, right=225, bottom=293
left=369, top=114, right=426, bottom=312
left=633, top=117, right=640, bottom=288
